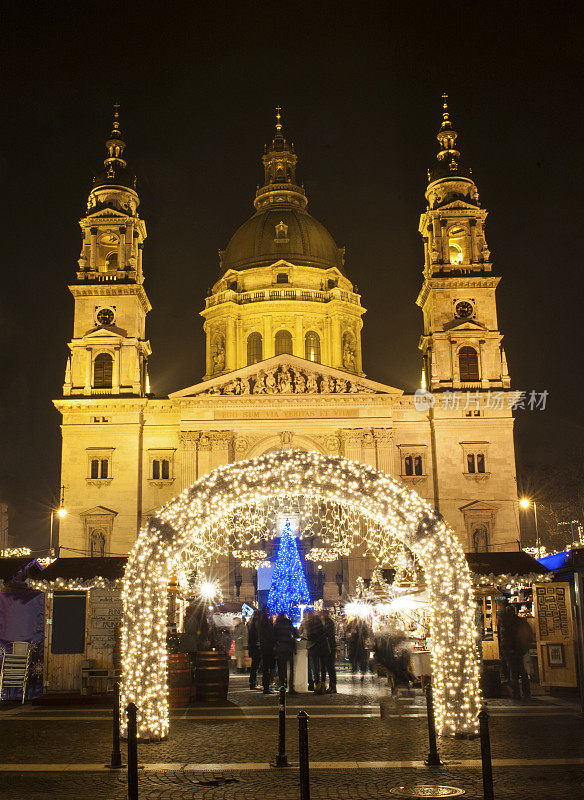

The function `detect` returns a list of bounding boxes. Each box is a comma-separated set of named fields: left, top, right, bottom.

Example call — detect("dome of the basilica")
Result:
left=221, top=205, right=345, bottom=272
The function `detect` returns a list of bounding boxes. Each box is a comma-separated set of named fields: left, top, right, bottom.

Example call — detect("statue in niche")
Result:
left=278, top=367, right=292, bottom=393
left=342, top=333, right=356, bottom=371
left=253, top=372, right=266, bottom=394
left=306, top=373, right=318, bottom=393
left=294, top=371, right=307, bottom=393
left=265, top=370, right=277, bottom=394
left=213, top=335, right=226, bottom=373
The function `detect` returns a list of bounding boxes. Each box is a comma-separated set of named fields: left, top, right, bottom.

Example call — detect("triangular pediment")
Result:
left=439, top=199, right=480, bottom=211
left=81, top=325, right=128, bottom=341
left=84, top=207, right=130, bottom=220
left=443, top=317, right=486, bottom=332
left=80, top=506, right=118, bottom=517
left=170, top=354, right=403, bottom=398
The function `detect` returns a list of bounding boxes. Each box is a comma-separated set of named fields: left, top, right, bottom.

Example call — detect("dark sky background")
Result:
left=1, top=1, right=583, bottom=550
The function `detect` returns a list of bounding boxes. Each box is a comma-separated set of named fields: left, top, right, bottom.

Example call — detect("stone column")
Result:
left=197, top=433, right=213, bottom=478
left=263, top=316, right=272, bottom=359
left=112, top=348, right=120, bottom=393
left=211, top=431, right=231, bottom=469
left=137, top=242, right=143, bottom=279
left=374, top=429, right=393, bottom=475
left=324, top=317, right=332, bottom=366
left=236, top=319, right=244, bottom=369
left=361, top=430, right=376, bottom=468
left=295, top=314, right=303, bottom=358
left=332, top=316, right=342, bottom=369
left=469, top=219, right=477, bottom=263
left=355, top=322, right=364, bottom=374
left=226, top=317, right=236, bottom=371
left=341, top=429, right=362, bottom=461
left=432, top=218, right=442, bottom=261
left=479, top=339, right=488, bottom=388
left=179, top=432, right=199, bottom=490
left=117, top=227, right=126, bottom=269
left=85, top=349, right=92, bottom=394
left=89, top=228, right=98, bottom=269
left=204, top=324, right=212, bottom=377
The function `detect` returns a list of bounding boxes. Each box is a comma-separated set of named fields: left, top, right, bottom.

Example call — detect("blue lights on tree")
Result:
left=267, top=519, right=311, bottom=614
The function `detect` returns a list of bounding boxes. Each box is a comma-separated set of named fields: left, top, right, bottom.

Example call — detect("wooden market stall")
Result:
left=29, top=557, right=127, bottom=695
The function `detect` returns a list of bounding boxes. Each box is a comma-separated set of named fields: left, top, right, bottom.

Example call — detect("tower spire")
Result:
left=255, top=108, right=306, bottom=210
left=436, top=92, right=460, bottom=163
left=275, top=105, right=283, bottom=133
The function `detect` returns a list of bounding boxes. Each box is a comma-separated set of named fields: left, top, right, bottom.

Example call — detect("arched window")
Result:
left=305, top=331, right=321, bottom=363
left=247, top=332, right=263, bottom=365
left=448, top=226, right=465, bottom=265
left=94, top=353, right=113, bottom=388
left=275, top=329, right=293, bottom=356
left=449, top=242, right=463, bottom=265
left=105, top=252, right=118, bottom=270
left=458, top=346, right=479, bottom=382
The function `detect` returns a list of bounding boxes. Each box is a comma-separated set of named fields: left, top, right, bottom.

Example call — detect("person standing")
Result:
left=304, top=609, right=326, bottom=692
left=274, top=612, right=297, bottom=694
left=499, top=604, right=533, bottom=700
left=258, top=610, right=276, bottom=694
left=247, top=612, right=261, bottom=689
left=320, top=609, right=337, bottom=694
left=348, top=617, right=369, bottom=681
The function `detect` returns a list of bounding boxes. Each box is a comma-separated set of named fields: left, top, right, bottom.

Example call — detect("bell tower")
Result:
left=63, top=107, right=151, bottom=397
left=416, top=97, right=510, bottom=392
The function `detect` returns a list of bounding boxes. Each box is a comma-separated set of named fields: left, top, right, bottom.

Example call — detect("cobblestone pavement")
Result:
left=1, top=674, right=583, bottom=799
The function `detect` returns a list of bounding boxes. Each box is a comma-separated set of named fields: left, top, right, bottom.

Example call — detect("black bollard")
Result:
left=106, top=682, right=124, bottom=769
left=126, top=703, right=139, bottom=800
left=424, top=682, right=442, bottom=766
left=297, top=710, right=310, bottom=800
left=273, top=685, right=289, bottom=767
left=478, top=706, right=494, bottom=800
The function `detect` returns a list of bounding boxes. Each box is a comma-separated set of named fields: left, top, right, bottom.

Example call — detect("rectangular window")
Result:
left=404, top=456, right=413, bottom=476
left=100, top=459, right=109, bottom=479
left=152, top=459, right=160, bottom=480
left=90, top=459, right=99, bottom=479
left=414, top=456, right=423, bottom=476
left=161, top=459, right=170, bottom=480
left=477, top=453, right=486, bottom=473
left=467, top=454, right=476, bottom=473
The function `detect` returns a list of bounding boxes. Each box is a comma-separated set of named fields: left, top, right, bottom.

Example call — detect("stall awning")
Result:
left=32, top=556, right=128, bottom=584
left=466, top=551, right=549, bottom=578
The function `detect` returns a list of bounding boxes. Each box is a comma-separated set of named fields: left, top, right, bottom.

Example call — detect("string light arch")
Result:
left=121, top=449, right=481, bottom=741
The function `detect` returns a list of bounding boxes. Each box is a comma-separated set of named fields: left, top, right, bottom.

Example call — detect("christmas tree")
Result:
left=267, top=519, right=311, bottom=614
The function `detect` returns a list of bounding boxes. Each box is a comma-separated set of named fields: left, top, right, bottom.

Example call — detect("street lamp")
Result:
left=520, top=498, right=541, bottom=557
left=49, top=486, right=67, bottom=556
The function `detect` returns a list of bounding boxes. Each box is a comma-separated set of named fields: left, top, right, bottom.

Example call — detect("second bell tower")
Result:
left=416, top=97, right=510, bottom=393
left=63, top=108, right=151, bottom=397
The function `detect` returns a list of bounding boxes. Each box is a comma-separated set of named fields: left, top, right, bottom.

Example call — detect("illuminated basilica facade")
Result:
left=55, top=104, right=520, bottom=600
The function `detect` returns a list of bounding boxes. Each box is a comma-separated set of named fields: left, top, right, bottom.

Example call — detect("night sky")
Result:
left=1, top=1, right=582, bottom=550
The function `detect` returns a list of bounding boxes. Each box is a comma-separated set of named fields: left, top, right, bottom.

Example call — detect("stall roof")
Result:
left=465, top=551, right=549, bottom=576
left=0, top=557, right=44, bottom=583
left=39, top=556, right=128, bottom=581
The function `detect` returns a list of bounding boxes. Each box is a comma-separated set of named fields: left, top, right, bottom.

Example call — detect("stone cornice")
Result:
left=69, top=283, right=152, bottom=313
left=416, top=275, right=500, bottom=307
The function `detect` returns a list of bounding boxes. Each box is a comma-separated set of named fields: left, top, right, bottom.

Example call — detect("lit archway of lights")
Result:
left=121, top=450, right=481, bottom=741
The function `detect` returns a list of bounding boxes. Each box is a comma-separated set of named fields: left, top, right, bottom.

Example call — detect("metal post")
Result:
left=273, top=685, right=288, bottom=767
left=126, top=702, right=139, bottom=800
left=478, top=706, right=494, bottom=800
left=106, top=682, right=124, bottom=769
left=297, top=710, right=310, bottom=800
left=424, top=682, right=442, bottom=766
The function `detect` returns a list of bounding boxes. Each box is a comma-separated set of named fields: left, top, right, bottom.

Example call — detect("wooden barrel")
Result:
left=168, top=653, right=192, bottom=707
left=195, top=650, right=229, bottom=702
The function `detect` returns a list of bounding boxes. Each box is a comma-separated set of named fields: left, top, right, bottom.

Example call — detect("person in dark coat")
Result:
left=499, top=604, right=533, bottom=700
left=320, top=610, right=337, bottom=693
left=258, top=610, right=276, bottom=694
left=247, top=612, right=261, bottom=689
left=274, top=612, right=297, bottom=694
left=347, top=618, right=369, bottom=680
left=304, top=610, right=327, bottom=691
